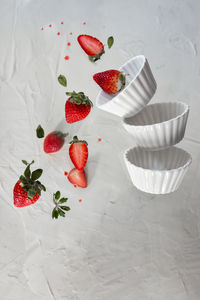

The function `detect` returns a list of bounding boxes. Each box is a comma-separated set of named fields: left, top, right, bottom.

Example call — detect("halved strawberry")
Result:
left=69, top=136, right=88, bottom=170
left=68, top=168, right=87, bottom=188
left=13, top=160, right=46, bottom=207
left=65, top=91, right=93, bottom=124
left=93, top=70, right=126, bottom=94
left=77, top=34, right=104, bottom=62
left=44, top=131, right=68, bottom=153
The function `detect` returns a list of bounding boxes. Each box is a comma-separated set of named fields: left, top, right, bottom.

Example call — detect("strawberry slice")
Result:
left=69, top=136, right=88, bottom=170
left=68, top=168, right=87, bottom=188
left=65, top=91, right=93, bottom=124
left=93, top=70, right=126, bottom=94
left=44, top=131, right=68, bottom=153
left=77, top=34, right=104, bottom=62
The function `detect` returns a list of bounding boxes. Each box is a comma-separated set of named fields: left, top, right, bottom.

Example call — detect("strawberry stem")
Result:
left=66, top=91, right=93, bottom=107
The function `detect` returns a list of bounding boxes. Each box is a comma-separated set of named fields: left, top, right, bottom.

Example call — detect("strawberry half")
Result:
left=69, top=136, right=88, bottom=170
left=77, top=34, right=104, bottom=62
left=68, top=168, right=87, bottom=188
left=44, top=131, right=68, bottom=153
left=13, top=160, right=46, bottom=207
left=65, top=91, right=93, bottom=124
left=93, top=70, right=126, bottom=94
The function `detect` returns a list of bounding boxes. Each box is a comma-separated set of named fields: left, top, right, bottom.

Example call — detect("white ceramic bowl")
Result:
left=96, top=55, right=157, bottom=117
left=124, top=146, right=192, bottom=194
left=123, top=102, right=189, bottom=150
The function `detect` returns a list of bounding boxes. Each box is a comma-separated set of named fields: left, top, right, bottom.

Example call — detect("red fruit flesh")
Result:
left=69, top=142, right=88, bottom=170
left=77, top=35, right=104, bottom=56
left=65, top=98, right=91, bottom=124
left=44, top=132, right=65, bottom=153
left=13, top=180, right=40, bottom=207
left=68, top=168, right=87, bottom=188
left=93, top=70, right=121, bottom=94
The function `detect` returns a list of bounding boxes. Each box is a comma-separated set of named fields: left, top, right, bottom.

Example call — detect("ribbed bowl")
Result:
left=96, top=55, right=157, bottom=117
left=123, top=102, right=189, bottom=150
left=124, top=146, right=192, bottom=194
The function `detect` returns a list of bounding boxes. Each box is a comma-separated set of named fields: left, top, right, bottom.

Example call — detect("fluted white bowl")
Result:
left=96, top=55, right=157, bottom=117
left=124, top=146, right=192, bottom=194
left=123, top=102, right=189, bottom=150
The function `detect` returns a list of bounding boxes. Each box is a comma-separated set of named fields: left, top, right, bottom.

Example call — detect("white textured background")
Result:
left=0, top=0, right=200, bottom=299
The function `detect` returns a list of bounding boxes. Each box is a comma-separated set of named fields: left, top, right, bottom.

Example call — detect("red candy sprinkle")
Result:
left=79, top=199, right=82, bottom=202
left=74, top=184, right=77, bottom=188
left=61, top=21, right=64, bottom=24
left=57, top=32, right=60, bottom=35
left=64, top=171, right=68, bottom=176
left=98, top=138, right=102, bottom=142
left=83, top=22, right=86, bottom=25
left=64, top=56, right=69, bottom=60
left=41, top=27, right=44, bottom=30
left=67, top=42, right=71, bottom=46
left=49, top=24, right=52, bottom=27
left=70, top=32, right=72, bottom=35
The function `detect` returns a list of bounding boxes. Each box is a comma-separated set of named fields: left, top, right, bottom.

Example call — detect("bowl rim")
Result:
left=96, top=55, right=146, bottom=108
left=124, top=146, right=192, bottom=173
left=123, top=101, right=189, bottom=129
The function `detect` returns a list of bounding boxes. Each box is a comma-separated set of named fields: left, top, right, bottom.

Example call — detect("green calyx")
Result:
left=69, top=136, right=88, bottom=145
left=119, top=72, right=126, bottom=91
left=66, top=91, right=93, bottom=107
left=52, top=191, right=70, bottom=219
left=20, top=160, right=46, bottom=199
left=53, top=131, right=69, bottom=139
left=88, top=49, right=105, bottom=63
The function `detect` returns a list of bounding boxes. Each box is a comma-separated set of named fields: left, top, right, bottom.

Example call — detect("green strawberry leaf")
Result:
left=24, top=165, right=31, bottom=178
left=22, top=160, right=28, bottom=165
left=27, top=188, right=36, bottom=199
left=107, top=36, right=114, bottom=49
left=58, top=75, right=67, bottom=87
left=52, top=208, right=59, bottom=219
left=55, top=191, right=61, bottom=200
left=31, top=169, right=43, bottom=181
left=58, top=208, right=65, bottom=217
left=19, top=175, right=27, bottom=185
left=59, top=197, right=68, bottom=204
left=36, top=125, right=45, bottom=138
left=60, top=206, right=70, bottom=211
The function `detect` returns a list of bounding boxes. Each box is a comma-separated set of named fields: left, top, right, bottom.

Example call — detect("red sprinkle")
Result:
left=83, top=22, right=86, bottom=25
left=64, top=171, right=68, bottom=176
left=79, top=199, right=82, bottom=202
left=64, top=56, right=69, bottom=60
left=57, top=32, right=60, bottom=35
left=41, top=27, right=44, bottom=30
left=49, top=24, right=52, bottom=27
left=98, top=138, right=102, bottom=142
left=61, top=21, right=64, bottom=24
left=67, top=42, right=71, bottom=46
left=70, top=32, right=72, bottom=35
left=74, top=184, right=77, bottom=188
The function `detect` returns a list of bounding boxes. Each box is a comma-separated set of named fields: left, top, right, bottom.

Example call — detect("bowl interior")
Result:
left=126, top=147, right=191, bottom=171
left=96, top=55, right=146, bottom=107
left=124, top=102, right=188, bottom=126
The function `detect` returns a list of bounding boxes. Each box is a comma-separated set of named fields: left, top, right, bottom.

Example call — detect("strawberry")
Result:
left=65, top=91, right=93, bottom=124
left=68, top=168, right=87, bottom=188
left=77, top=34, right=104, bottom=62
left=69, top=136, right=88, bottom=170
left=13, top=160, right=46, bottom=207
left=93, top=70, right=126, bottom=94
left=44, top=131, right=68, bottom=153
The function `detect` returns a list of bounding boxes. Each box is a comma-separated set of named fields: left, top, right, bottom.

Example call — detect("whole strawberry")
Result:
left=69, top=136, right=88, bottom=170
left=13, top=160, right=46, bottom=207
left=65, top=91, right=93, bottom=124
left=93, top=70, right=126, bottom=94
left=77, top=34, right=104, bottom=62
left=44, top=131, right=68, bottom=153
left=68, top=168, right=87, bottom=188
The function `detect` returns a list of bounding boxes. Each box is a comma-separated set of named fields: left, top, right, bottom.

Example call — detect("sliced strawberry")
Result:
left=65, top=92, right=93, bottom=124
left=69, top=136, right=88, bottom=170
left=93, top=70, right=126, bottom=94
left=68, top=168, right=87, bottom=188
left=77, top=34, right=104, bottom=62
left=13, top=160, right=46, bottom=207
left=44, top=131, right=68, bottom=153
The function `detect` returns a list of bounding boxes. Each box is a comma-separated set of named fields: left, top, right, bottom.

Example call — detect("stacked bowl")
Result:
left=96, top=55, right=192, bottom=194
